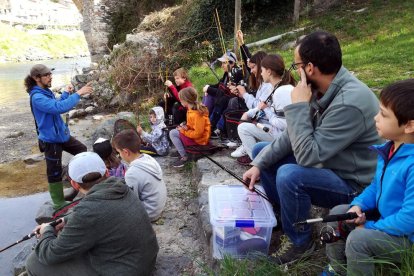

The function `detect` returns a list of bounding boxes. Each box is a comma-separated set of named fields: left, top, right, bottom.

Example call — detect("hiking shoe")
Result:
left=172, top=156, right=188, bottom=168
left=226, top=140, right=240, bottom=148
left=210, top=129, right=221, bottom=139
left=320, top=264, right=337, bottom=276
left=231, top=145, right=247, bottom=158
left=270, top=235, right=315, bottom=264
left=237, top=155, right=252, bottom=166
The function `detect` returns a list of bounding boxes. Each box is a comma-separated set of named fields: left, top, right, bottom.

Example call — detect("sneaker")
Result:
left=210, top=129, right=221, bottom=139
left=226, top=140, right=240, bottom=148
left=237, top=155, right=252, bottom=166
left=172, top=157, right=188, bottom=168
left=320, top=264, right=337, bottom=276
left=231, top=145, right=247, bottom=158
left=269, top=235, right=315, bottom=264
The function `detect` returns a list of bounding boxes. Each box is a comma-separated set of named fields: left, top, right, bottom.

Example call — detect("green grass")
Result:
left=209, top=0, right=414, bottom=91
left=0, top=23, right=88, bottom=61
left=188, top=66, right=224, bottom=97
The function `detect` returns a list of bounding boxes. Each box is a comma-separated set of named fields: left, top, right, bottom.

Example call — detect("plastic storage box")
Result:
left=208, top=184, right=277, bottom=259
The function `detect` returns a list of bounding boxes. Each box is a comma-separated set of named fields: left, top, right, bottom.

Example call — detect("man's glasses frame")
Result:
left=289, top=62, right=306, bottom=71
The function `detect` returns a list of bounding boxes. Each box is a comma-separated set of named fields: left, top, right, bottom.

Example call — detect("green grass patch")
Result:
left=188, top=66, right=223, bottom=97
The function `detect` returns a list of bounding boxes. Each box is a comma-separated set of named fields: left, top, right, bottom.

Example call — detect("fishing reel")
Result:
left=319, top=225, right=342, bottom=245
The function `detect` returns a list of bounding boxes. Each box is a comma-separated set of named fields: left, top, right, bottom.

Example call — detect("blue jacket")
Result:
left=30, top=86, right=80, bottom=143
left=351, top=141, right=414, bottom=242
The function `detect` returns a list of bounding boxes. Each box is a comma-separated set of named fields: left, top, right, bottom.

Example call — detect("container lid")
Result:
left=209, top=185, right=277, bottom=227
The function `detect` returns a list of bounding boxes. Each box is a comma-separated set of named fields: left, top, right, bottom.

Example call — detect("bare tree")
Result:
left=294, top=0, right=301, bottom=24
left=234, top=0, right=241, bottom=55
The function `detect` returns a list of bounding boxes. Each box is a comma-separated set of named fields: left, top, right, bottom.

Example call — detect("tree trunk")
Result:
left=293, top=0, right=301, bottom=24
left=234, top=0, right=241, bottom=55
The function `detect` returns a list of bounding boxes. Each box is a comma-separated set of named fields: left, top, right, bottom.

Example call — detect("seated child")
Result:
left=136, top=106, right=170, bottom=156
left=93, top=137, right=127, bottom=178
left=164, top=67, right=193, bottom=125
left=112, top=129, right=167, bottom=222
left=169, top=87, right=211, bottom=168
left=323, top=79, right=414, bottom=276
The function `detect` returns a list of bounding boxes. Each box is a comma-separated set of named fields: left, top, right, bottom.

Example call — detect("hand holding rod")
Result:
left=0, top=218, right=63, bottom=253
left=186, top=146, right=270, bottom=202
left=293, top=209, right=380, bottom=227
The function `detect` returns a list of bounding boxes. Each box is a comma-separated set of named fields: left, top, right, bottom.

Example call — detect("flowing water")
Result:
left=0, top=57, right=90, bottom=275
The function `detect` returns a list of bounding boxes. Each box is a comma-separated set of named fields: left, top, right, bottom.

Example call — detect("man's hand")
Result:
left=291, top=67, right=312, bottom=103
left=346, top=205, right=366, bottom=226
left=66, top=84, right=74, bottom=93
left=76, top=82, right=93, bottom=96
left=164, top=80, right=173, bottom=87
left=243, top=166, right=260, bottom=190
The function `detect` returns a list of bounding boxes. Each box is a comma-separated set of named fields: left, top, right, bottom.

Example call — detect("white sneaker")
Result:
left=226, top=141, right=239, bottom=148
left=231, top=145, right=247, bottom=158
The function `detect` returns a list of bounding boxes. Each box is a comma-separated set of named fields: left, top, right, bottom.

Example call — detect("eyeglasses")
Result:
left=290, top=62, right=306, bottom=71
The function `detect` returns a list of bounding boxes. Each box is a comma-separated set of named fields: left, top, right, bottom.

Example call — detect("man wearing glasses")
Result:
left=243, top=31, right=382, bottom=264
left=24, top=64, right=93, bottom=210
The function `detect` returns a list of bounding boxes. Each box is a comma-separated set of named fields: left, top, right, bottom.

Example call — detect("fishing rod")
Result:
left=204, top=61, right=221, bottom=82
left=0, top=218, right=63, bottom=253
left=293, top=209, right=381, bottom=227
left=186, top=146, right=270, bottom=202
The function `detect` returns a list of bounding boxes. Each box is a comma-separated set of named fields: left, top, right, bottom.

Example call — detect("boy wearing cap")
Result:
left=24, top=64, right=93, bottom=210
left=26, top=152, right=159, bottom=276
left=202, top=52, right=243, bottom=138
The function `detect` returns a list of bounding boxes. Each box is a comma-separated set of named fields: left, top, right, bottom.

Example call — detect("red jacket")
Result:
left=167, top=80, right=193, bottom=102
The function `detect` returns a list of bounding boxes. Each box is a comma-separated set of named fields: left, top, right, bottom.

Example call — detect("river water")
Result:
left=0, top=57, right=90, bottom=275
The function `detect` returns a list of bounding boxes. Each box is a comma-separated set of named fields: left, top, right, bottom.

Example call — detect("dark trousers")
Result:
left=41, top=136, right=87, bottom=183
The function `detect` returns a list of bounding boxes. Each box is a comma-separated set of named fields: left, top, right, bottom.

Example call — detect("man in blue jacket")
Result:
left=24, top=64, right=93, bottom=209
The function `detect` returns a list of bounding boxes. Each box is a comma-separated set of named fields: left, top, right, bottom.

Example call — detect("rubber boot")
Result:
left=48, top=182, right=68, bottom=210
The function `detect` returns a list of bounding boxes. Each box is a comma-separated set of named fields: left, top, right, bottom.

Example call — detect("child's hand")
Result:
left=165, top=80, right=173, bottom=86
left=346, top=205, right=366, bottom=225
left=236, top=85, right=246, bottom=97
left=66, top=84, right=74, bottom=93
left=136, top=125, right=143, bottom=135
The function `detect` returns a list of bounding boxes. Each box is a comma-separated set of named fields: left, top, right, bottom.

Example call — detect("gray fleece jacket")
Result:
left=252, top=66, right=383, bottom=189
left=125, top=154, right=167, bottom=221
left=35, top=177, right=159, bottom=276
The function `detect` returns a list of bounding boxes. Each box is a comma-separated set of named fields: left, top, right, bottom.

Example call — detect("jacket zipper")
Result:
left=376, top=143, right=403, bottom=209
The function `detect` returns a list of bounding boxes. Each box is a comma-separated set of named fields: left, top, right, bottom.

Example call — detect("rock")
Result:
left=23, top=154, right=44, bottom=165
left=35, top=201, right=55, bottom=224
left=85, top=106, right=96, bottom=114
left=68, top=109, right=87, bottom=119
left=354, top=7, right=368, bottom=13
left=6, top=131, right=24, bottom=138
left=12, top=243, right=33, bottom=276
left=93, top=115, right=104, bottom=120
left=281, top=40, right=296, bottom=50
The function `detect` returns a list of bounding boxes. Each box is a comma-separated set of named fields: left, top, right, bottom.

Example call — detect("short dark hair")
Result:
left=78, top=172, right=105, bottom=189
left=112, top=129, right=141, bottom=153
left=380, top=79, right=414, bottom=126
left=298, top=31, right=342, bottom=74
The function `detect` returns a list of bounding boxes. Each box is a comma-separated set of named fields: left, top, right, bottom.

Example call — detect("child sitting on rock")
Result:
left=136, top=106, right=170, bottom=156
left=112, top=129, right=167, bottom=222
left=169, top=87, right=211, bottom=168
left=93, top=137, right=127, bottom=178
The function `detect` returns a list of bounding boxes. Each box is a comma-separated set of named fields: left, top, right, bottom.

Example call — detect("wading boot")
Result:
left=48, top=182, right=69, bottom=210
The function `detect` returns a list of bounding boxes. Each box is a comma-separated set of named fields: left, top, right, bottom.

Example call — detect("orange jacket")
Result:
left=180, top=109, right=211, bottom=145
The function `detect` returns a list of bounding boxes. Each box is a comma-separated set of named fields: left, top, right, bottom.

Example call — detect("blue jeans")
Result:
left=252, top=142, right=358, bottom=246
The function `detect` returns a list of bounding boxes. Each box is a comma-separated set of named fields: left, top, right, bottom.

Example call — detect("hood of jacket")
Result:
left=129, top=154, right=163, bottom=181
left=85, top=176, right=129, bottom=201
left=151, top=106, right=167, bottom=128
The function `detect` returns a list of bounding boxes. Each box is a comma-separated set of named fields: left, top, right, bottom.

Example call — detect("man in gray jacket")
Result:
left=26, top=152, right=159, bottom=276
left=243, top=31, right=382, bottom=264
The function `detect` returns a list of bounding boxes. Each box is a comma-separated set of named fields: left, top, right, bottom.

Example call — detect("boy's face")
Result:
left=149, top=113, right=157, bottom=124
left=115, top=147, right=133, bottom=163
left=374, top=104, right=405, bottom=141
left=174, top=75, right=186, bottom=86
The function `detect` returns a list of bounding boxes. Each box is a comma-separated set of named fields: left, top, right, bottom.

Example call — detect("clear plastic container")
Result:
left=208, top=184, right=277, bottom=259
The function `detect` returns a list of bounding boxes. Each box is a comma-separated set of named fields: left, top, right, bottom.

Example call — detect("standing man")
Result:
left=26, top=152, right=159, bottom=275
left=24, top=64, right=93, bottom=209
left=243, top=31, right=382, bottom=264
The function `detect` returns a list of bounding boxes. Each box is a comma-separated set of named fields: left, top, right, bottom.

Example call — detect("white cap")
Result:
left=217, top=51, right=237, bottom=63
left=68, top=152, right=106, bottom=183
